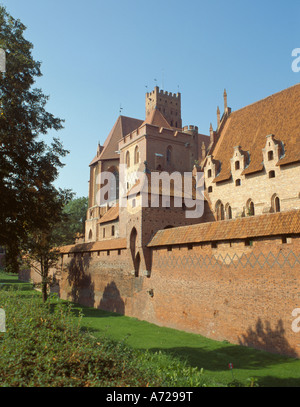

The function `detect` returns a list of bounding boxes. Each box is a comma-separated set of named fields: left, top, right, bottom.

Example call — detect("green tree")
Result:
left=53, top=196, right=88, bottom=247
left=23, top=188, right=73, bottom=302
left=0, top=5, right=69, bottom=276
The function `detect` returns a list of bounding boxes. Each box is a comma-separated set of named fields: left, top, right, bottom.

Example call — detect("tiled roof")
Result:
left=212, top=83, right=300, bottom=182
left=90, top=116, right=143, bottom=165
left=147, top=209, right=300, bottom=247
left=58, top=238, right=127, bottom=254
left=140, top=108, right=172, bottom=129
left=97, top=204, right=119, bottom=224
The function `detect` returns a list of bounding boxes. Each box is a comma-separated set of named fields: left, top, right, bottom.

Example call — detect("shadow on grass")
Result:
left=0, top=278, right=20, bottom=284
left=0, top=279, right=34, bottom=291
left=146, top=342, right=297, bottom=373
left=71, top=302, right=124, bottom=319
left=256, top=376, right=300, bottom=387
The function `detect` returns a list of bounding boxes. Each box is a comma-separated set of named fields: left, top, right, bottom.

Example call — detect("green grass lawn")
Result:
left=1, top=270, right=300, bottom=387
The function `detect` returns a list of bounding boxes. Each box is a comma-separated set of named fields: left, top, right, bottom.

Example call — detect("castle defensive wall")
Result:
left=22, top=209, right=300, bottom=358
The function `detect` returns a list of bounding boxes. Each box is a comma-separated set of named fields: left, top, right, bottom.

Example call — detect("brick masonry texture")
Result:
left=22, top=231, right=300, bottom=358
left=19, top=84, right=300, bottom=358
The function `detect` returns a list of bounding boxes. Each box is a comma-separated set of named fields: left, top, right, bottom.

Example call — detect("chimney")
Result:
left=223, top=89, right=227, bottom=112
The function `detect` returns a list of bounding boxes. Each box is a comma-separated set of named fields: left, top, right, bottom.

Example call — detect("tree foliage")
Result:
left=0, top=6, right=71, bottom=296
left=53, top=196, right=88, bottom=247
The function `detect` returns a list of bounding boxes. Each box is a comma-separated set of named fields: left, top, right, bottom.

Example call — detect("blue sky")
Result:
left=2, top=0, right=300, bottom=197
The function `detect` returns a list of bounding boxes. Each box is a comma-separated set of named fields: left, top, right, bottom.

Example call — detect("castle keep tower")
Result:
left=145, top=86, right=182, bottom=128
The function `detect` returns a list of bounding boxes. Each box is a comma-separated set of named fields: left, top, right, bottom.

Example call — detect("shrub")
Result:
left=0, top=288, right=207, bottom=387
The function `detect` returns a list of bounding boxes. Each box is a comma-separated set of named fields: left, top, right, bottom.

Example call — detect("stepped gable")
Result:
left=90, top=115, right=143, bottom=165
left=212, top=83, right=300, bottom=183
left=148, top=209, right=300, bottom=246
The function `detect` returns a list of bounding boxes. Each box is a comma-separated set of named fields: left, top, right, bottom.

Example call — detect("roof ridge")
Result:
left=230, top=82, right=300, bottom=116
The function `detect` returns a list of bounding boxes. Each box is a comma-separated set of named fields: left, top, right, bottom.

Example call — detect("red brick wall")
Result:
left=24, top=236, right=300, bottom=358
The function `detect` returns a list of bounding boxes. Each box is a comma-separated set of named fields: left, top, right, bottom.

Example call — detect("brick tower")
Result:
left=145, top=86, right=182, bottom=128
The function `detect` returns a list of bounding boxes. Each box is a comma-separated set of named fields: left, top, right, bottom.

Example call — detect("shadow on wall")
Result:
left=99, top=281, right=125, bottom=315
left=238, top=318, right=298, bottom=358
left=67, top=254, right=95, bottom=307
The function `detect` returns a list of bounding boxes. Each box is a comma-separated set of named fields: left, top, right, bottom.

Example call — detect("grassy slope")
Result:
left=1, top=271, right=300, bottom=387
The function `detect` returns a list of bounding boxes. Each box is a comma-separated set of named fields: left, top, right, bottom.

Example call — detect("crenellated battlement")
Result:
left=182, top=125, right=198, bottom=133
left=145, top=86, right=182, bottom=128
left=146, top=86, right=180, bottom=100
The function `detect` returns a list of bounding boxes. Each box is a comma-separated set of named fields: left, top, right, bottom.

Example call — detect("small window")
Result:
left=235, top=179, right=241, bottom=186
left=132, top=199, right=136, bottom=208
left=134, top=146, right=139, bottom=164
left=103, top=228, right=105, bottom=238
left=107, top=250, right=110, bottom=256
left=274, top=196, right=280, bottom=212
left=118, top=249, right=121, bottom=255
left=248, top=201, right=255, bottom=216
left=269, top=170, right=275, bottom=178
left=188, top=244, right=193, bottom=250
left=167, top=246, right=172, bottom=252
left=245, top=239, right=253, bottom=247
left=282, top=236, right=292, bottom=244
left=125, top=151, right=130, bottom=167
left=268, top=151, right=274, bottom=161
left=235, top=161, right=240, bottom=170
left=211, top=242, right=218, bottom=249
left=111, top=225, right=115, bottom=236
left=227, top=205, right=232, bottom=219
left=207, top=169, right=212, bottom=178
left=166, top=146, right=172, bottom=164
left=208, top=186, right=213, bottom=193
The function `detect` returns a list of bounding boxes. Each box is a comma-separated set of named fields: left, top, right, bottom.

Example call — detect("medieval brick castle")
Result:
left=84, top=84, right=300, bottom=276
left=24, top=83, right=300, bottom=357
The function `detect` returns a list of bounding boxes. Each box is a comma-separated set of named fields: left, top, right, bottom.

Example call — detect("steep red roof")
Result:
left=140, top=108, right=172, bottom=129
left=212, top=83, right=300, bottom=182
left=90, top=115, right=143, bottom=166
